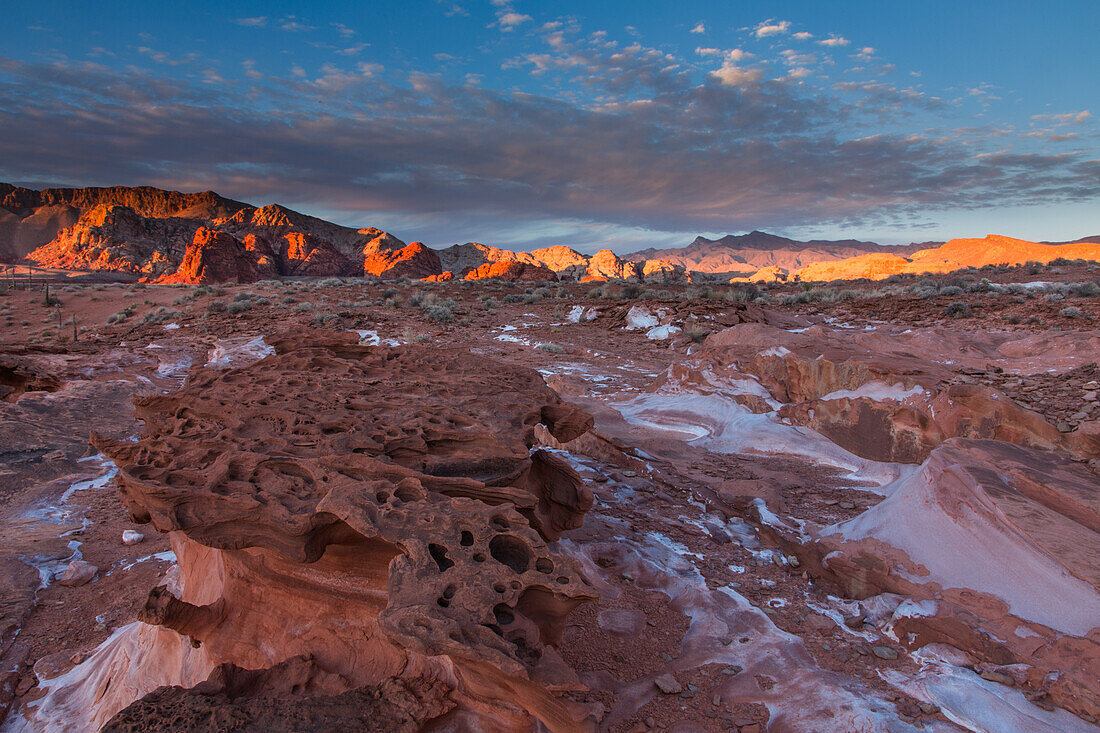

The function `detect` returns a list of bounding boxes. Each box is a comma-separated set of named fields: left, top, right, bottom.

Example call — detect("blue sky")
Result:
left=1, top=0, right=1097, bottom=252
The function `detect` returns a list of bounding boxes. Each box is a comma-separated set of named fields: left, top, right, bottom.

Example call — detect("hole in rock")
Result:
left=375, top=491, right=390, bottom=503
left=393, top=483, right=418, bottom=502
left=474, top=553, right=486, bottom=563
left=535, top=558, right=554, bottom=574
left=556, top=576, right=569, bottom=584
left=493, top=603, right=515, bottom=626
left=493, top=583, right=506, bottom=594
left=443, top=585, right=457, bottom=599
left=429, top=544, right=454, bottom=572
left=489, top=535, right=533, bottom=574
left=437, top=597, right=450, bottom=608
left=491, top=515, right=510, bottom=530
left=460, top=531, right=474, bottom=546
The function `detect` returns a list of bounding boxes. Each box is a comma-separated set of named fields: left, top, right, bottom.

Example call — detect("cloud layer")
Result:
left=0, top=11, right=1096, bottom=250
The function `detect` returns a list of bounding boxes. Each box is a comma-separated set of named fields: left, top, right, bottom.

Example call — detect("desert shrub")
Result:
left=1060, top=306, right=1084, bottom=319
left=405, top=291, right=425, bottom=307
left=1043, top=292, right=1065, bottom=302
left=293, top=302, right=314, bottom=313
left=317, top=278, right=345, bottom=288
left=1071, top=281, right=1100, bottom=297
left=502, top=293, right=528, bottom=303
left=106, top=305, right=135, bottom=324
left=538, top=342, right=565, bottom=354
left=207, top=301, right=228, bottom=314
left=482, top=297, right=500, bottom=309
left=227, top=300, right=252, bottom=314
left=938, top=285, right=964, bottom=297
left=142, top=307, right=181, bottom=324
left=945, top=302, right=972, bottom=318
left=423, top=304, right=454, bottom=323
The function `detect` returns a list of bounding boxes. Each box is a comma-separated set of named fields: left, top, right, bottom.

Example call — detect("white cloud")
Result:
left=499, top=11, right=532, bottom=29
left=690, top=22, right=706, bottom=34
left=711, top=61, right=763, bottom=87
left=818, top=36, right=850, bottom=47
left=754, top=20, right=790, bottom=37
left=235, top=16, right=267, bottom=27
left=792, top=31, right=813, bottom=40
left=1032, top=110, right=1092, bottom=125
left=856, top=46, right=875, bottom=59
left=695, top=47, right=722, bottom=57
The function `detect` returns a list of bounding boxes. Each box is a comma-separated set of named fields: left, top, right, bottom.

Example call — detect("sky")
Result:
left=1, top=0, right=1097, bottom=254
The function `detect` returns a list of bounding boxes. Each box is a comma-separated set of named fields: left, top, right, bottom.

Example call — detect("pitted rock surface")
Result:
left=92, top=334, right=597, bottom=727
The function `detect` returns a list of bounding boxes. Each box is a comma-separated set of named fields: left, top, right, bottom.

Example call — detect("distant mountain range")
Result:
left=626, top=231, right=933, bottom=276
left=2, top=183, right=1097, bottom=283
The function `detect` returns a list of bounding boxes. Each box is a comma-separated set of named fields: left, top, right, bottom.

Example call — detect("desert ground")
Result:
left=0, top=260, right=1098, bottom=733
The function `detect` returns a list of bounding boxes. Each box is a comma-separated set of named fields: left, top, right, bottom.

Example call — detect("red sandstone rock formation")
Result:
left=677, top=322, right=1100, bottom=463
left=12, top=184, right=402, bottom=279
left=793, top=234, right=1100, bottom=282
left=422, top=271, right=454, bottom=282
left=88, top=335, right=597, bottom=730
left=362, top=240, right=442, bottom=279
left=157, top=227, right=277, bottom=285
left=0, top=183, right=246, bottom=262
left=587, top=249, right=640, bottom=281
left=463, top=260, right=556, bottom=282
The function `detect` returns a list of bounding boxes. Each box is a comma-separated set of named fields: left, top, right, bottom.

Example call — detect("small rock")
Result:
left=57, top=560, right=97, bottom=587
left=592, top=473, right=609, bottom=483
left=622, top=469, right=638, bottom=477
left=1056, top=421, right=1073, bottom=433
left=1071, top=410, right=1089, bottom=421
left=823, top=499, right=838, bottom=506
left=740, top=725, right=761, bottom=733
left=838, top=501, right=855, bottom=510
left=654, top=673, right=682, bottom=694
left=721, top=665, right=742, bottom=676
left=843, top=614, right=865, bottom=629
left=14, top=676, right=35, bottom=697
left=979, top=670, right=1015, bottom=686
left=871, top=646, right=898, bottom=660
left=686, top=683, right=699, bottom=692
left=122, top=530, right=145, bottom=546
left=918, top=701, right=939, bottom=715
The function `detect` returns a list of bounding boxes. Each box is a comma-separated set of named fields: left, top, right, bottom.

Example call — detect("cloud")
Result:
left=498, top=12, right=532, bottom=29
left=792, top=31, right=813, bottom=40
left=234, top=16, right=267, bottom=27
left=1032, top=110, right=1092, bottom=125
left=818, top=36, right=850, bottom=47
left=0, top=23, right=1094, bottom=249
left=710, top=62, right=763, bottom=86
left=690, top=22, right=705, bottom=34
left=754, top=20, right=791, bottom=37
left=279, top=16, right=316, bottom=32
